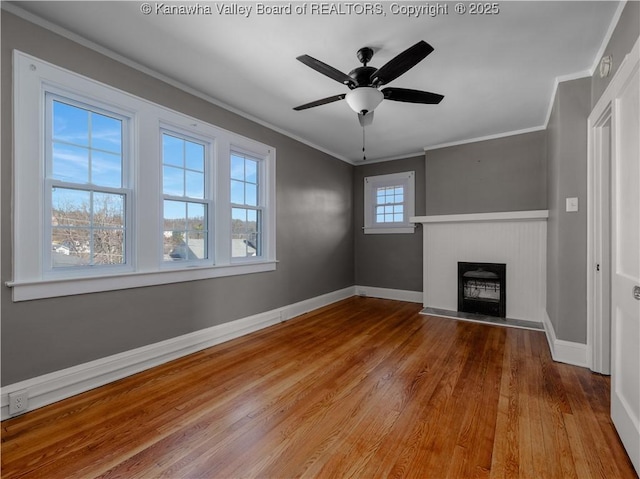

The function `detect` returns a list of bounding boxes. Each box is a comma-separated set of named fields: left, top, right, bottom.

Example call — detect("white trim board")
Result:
left=542, top=311, right=589, bottom=368
left=0, top=286, right=356, bottom=420
left=355, top=286, right=423, bottom=303
left=411, top=210, right=549, bottom=224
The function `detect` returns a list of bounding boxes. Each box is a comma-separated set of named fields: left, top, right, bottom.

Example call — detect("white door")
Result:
left=610, top=55, right=640, bottom=474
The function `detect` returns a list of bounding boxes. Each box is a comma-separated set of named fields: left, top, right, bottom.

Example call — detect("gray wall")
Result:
left=425, top=131, right=547, bottom=215
left=354, top=156, right=425, bottom=292
left=545, top=1, right=639, bottom=344
left=1, top=12, right=354, bottom=385
left=545, top=77, right=592, bottom=344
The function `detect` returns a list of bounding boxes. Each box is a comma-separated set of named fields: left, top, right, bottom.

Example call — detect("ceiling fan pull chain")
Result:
left=362, top=126, right=366, bottom=161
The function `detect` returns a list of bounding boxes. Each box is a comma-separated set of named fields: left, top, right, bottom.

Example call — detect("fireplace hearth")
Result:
left=458, top=262, right=506, bottom=318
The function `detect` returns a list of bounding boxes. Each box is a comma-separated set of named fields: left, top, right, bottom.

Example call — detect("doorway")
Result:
left=588, top=108, right=612, bottom=375
left=587, top=37, right=640, bottom=474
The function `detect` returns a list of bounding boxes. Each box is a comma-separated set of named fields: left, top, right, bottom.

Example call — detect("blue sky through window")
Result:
left=52, top=100, right=123, bottom=187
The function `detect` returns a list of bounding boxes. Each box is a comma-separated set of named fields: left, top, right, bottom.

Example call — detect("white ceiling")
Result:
left=10, top=1, right=621, bottom=163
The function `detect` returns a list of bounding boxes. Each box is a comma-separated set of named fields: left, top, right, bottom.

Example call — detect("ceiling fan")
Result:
left=293, top=40, right=444, bottom=127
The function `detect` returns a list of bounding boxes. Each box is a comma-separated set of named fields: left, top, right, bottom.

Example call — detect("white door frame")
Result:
left=587, top=105, right=612, bottom=374
left=587, top=37, right=639, bottom=374
left=587, top=35, right=640, bottom=474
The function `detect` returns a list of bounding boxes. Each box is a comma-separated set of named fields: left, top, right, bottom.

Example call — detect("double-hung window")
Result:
left=231, top=152, right=262, bottom=259
left=46, top=94, right=131, bottom=273
left=162, top=131, right=211, bottom=263
left=11, top=50, right=276, bottom=301
left=363, top=171, right=416, bottom=234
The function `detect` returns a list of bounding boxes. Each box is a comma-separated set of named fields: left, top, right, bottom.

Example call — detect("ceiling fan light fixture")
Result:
left=345, top=87, right=383, bottom=115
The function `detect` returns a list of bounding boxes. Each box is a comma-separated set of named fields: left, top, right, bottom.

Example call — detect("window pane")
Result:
left=93, top=229, right=125, bottom=265
left=186, top=233, right=206, bottom=260
left=92, top=151, right=122, bottom=188
left=163, top=166, right=184, bottom=196
left=52, top=144, right=89, bottom=183
left=164, top=200, right=187, bottom=226
left=91, top=113, right=122, bottom=153
left=185, top=170, right=204, bottom=199
left=187, top=202, right=206, bottom=229
left=52, top=227, right=90, bottom=267
left=245, top=160, right=257, bottom=183
left=53, top=101, right=89, bottom=146
left=163, top=134, right=184, bottom=167
left=232, top=207, right=260, bottom=258
left=52, top=188, right=90, bottom=227
left=185, top=142, right=204, bottom=171
left=51, top=188, right=126, bottom=268
left=231, top=154, right=245, bottom=180
left=164, top=200, right=187, bottom=260
left=93, top=192, right=125, bottom=227
left=163, top=200, right=207, bottom=261
left=231, top=180, right=245, bottom=204
left=163, top=134, right=206, bottom=200
left=52, top=101, right=124, bottom=188
left=245, top=183, right=257, bottom=206
left=164, top=231, right=186, bottom=260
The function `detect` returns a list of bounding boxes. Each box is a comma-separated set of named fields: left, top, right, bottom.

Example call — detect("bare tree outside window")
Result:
left=51, top=188, right=125, bottom=267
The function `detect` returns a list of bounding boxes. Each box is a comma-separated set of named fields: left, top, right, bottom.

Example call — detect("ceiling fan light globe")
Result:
left=345, top=87, right=383, bottom=115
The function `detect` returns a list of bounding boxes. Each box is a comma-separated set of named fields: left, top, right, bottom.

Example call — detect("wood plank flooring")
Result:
left=1, top=297, right=637, bottom=478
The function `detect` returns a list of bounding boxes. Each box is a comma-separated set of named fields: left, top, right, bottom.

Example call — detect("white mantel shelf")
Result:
left=411, top=210, right=549, bottom=224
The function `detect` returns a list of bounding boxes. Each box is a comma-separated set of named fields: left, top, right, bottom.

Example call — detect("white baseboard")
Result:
left=542, top=311, right=589, bottom=368
left=354, top=285, right=423, bottom=303
left=1, top=286, right=356, bottom=420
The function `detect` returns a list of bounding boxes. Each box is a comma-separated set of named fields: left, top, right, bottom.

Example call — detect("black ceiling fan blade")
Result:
left=370, top=41, right=434, bottom=86
left=293, top=93, right=346, bottom=111
left=297, top=55, right=355, bottom=88
left=382, top=87, right=444, bottom=104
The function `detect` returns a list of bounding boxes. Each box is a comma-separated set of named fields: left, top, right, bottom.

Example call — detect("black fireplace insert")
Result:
left=458, top=262, right=506, bottom=318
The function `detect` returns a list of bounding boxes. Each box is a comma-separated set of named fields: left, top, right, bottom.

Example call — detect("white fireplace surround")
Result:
left=411, top=210, right=549, bottom=324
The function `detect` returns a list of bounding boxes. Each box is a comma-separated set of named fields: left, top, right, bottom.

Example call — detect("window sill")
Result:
left=363, top=225, right=416, bottom=235
left=6, top=261, right=278, bottom=302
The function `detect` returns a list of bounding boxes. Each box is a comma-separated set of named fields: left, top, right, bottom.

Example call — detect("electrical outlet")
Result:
left=8, top=390, right=29, bottom=415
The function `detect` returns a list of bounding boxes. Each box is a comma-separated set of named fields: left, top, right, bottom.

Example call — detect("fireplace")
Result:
left=458, top=262, right=506, bottom=318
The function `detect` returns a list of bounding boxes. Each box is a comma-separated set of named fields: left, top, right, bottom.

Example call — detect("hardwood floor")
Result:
left=2, top=297, right=636, bottom=478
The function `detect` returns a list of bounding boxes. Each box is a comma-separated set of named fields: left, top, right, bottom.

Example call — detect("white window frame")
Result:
left=9, top=50, right=276, bottom=301
left=44, top=90, right=134, bottom=278
left=230, top=149, right=266, bottom=262
left=159, top=126, right=214, bottom=267
left=363, top=171, right=416, bottom=234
